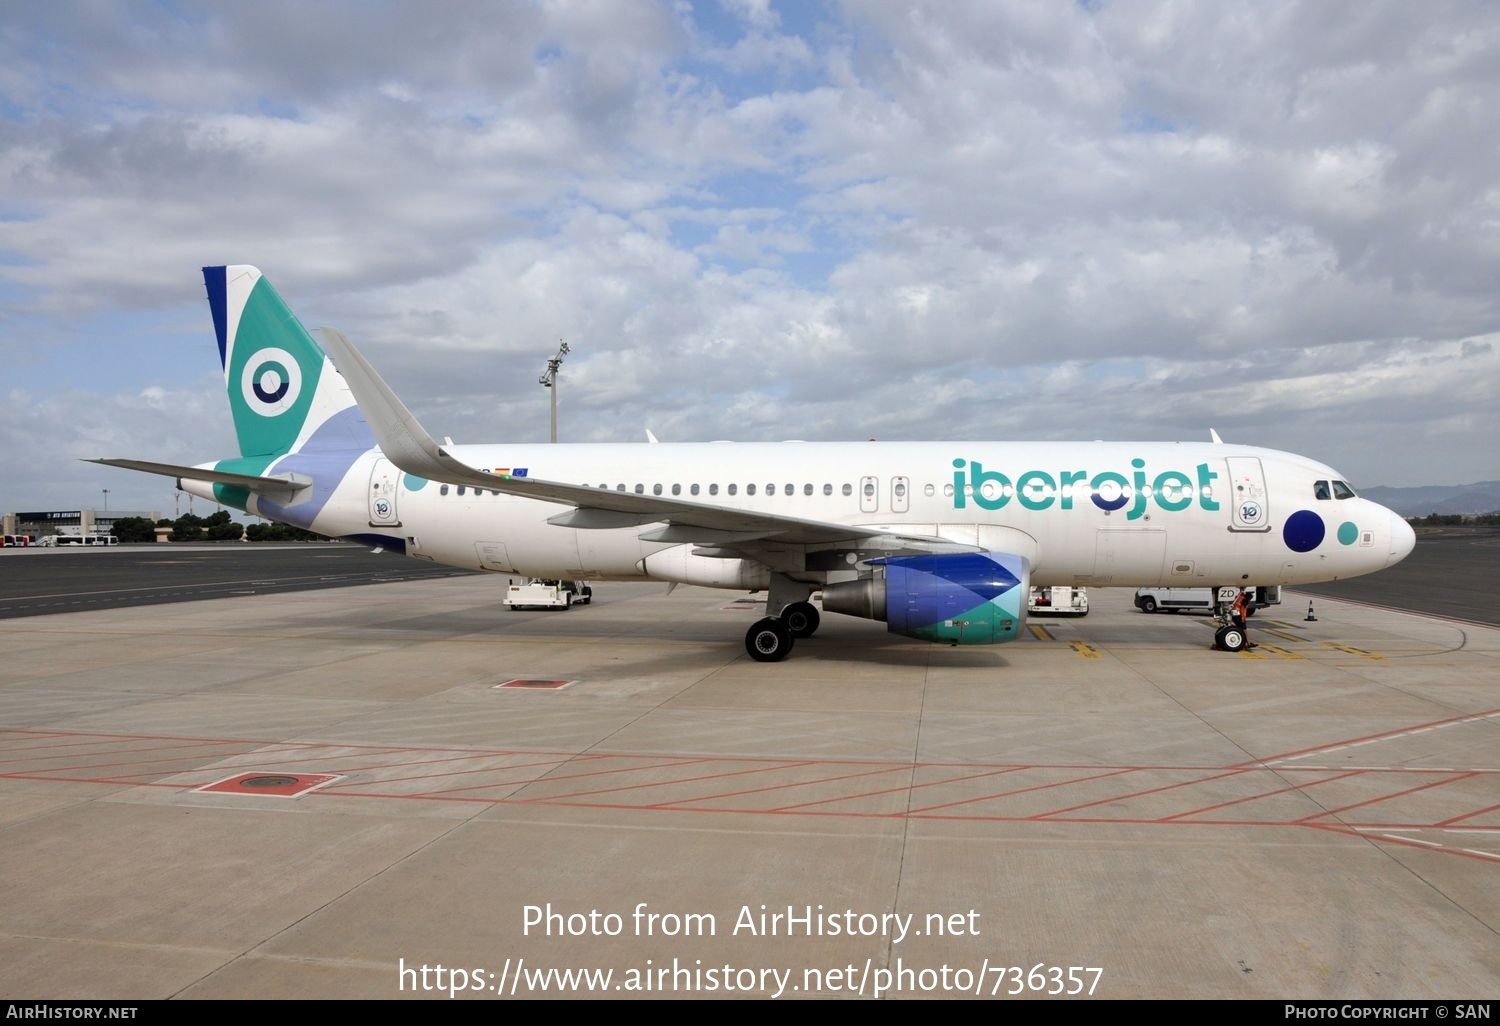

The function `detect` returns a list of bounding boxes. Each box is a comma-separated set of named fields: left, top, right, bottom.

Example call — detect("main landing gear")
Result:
left=744, top=599, right=822, bottom=662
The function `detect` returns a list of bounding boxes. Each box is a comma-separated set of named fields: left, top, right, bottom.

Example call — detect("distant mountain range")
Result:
left=1359, top=481, right=1500, bottom=517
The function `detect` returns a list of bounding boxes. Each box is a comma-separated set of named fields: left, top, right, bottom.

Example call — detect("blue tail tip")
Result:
left=203, top=266, right=229, bottom=370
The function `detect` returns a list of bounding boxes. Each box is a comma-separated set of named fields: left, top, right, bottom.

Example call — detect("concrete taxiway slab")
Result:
left=0, top=574, right=1496, bottom=1000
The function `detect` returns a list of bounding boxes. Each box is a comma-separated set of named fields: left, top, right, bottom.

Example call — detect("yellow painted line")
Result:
left=1321, top=642, right=1384, bottom=660
left=1237, top=648, right=1266, bottom=660
left=1028, top=625, right=1055, bottom=641
left=1069, top=641, right=1101, bottom=660
left=1261, top=628, right=1306, bottom=644
left=1256, top=643, right=1304, bottom=660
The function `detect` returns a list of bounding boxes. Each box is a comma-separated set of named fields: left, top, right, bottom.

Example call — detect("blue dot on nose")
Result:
left=1283, top=510, right=1325, bottom=553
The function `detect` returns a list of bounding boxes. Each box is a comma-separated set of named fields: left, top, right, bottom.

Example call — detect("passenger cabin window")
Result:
left=746, top=484, right=756, bottom=496
left=457, top=486, right=466, bottom=496
left=1314, top=481, right=1331, bottom=500
left=766, top=484, right=776, bottom=495
left=804, top=483, right=814, bottom=496
left=727, top=483, right=738, bottom=496
left=653, top=484, right=662, bottom=495
left=440, top=485, right=449, bottom=495
left=842, top=483, right=853, bottom=496
left=691, top=484, right=700, bottom=496
left=1333, top=480, right=1357, bottom=499
left=709, top=484, right=719, bottom=496
left=823, top=484, right=833, bottom=496
left=671, top=484, right=681, bottom=496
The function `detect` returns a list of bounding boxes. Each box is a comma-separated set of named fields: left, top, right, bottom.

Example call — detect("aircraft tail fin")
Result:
left=204, top=266, right=370, bottom=459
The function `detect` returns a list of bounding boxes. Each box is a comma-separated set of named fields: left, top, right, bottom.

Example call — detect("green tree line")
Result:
left=109, top=513, right=327, bottom=543
left=1407, top=513, right=1500, bottom=527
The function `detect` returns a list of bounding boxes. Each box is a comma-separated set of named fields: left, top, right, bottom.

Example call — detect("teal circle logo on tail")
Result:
left=240, top=347, right=303, bottom=416
left=222, top=272, right=325, bottom=457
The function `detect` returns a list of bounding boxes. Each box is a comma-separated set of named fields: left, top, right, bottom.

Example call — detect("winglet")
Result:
left=1209, top=428, right=1223, bottom=444
left=314, top=329, right=559, bottom=496
left=316, top=328, right=450, bottom=472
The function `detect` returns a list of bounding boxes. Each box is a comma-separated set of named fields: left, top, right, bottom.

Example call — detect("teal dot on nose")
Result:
left=1338, top=521, right=1358, bottom=545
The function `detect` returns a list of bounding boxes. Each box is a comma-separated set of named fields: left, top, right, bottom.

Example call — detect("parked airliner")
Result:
left=92, top=266, right=1415, bottom=661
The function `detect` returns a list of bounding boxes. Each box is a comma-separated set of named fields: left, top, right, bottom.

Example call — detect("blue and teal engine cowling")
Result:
left=821, top=552, right=1029, bottom=644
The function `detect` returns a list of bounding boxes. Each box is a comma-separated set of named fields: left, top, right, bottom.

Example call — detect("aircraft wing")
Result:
left=86, top=458, right=313, bottom=503
left=316, top=327, right=973, bottom=555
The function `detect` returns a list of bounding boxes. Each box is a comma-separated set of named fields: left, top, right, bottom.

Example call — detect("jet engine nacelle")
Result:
left=822, top=551, right=1029, bottom=645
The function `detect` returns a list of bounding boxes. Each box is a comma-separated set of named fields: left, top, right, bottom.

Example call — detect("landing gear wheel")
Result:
left=780, top=601, right=820, bottom=639
left=746, top=617, right=795, bottom=662
left=1215, top=625, right=1247, bottom=652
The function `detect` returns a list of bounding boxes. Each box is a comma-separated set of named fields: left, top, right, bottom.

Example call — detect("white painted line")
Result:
left=1271, top=711, right=1500, bottom=764
left=1381, top=835, right=1443, bottom=848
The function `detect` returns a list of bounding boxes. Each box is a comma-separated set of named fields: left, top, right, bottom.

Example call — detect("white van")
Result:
left=1134, top=588, right=1216, bottom=614
left=1135, top=586, right=1280, bottom=614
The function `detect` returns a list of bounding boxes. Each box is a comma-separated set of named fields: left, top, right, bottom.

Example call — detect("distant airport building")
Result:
left=3, top=509, right=161, bottom=539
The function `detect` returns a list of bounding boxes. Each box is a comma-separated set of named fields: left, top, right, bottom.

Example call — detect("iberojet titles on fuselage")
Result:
left=951, top=458, right=1222, bottom=521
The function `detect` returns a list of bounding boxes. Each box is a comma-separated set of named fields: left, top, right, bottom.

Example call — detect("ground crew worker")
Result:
left=1231, top=589, right=1257, bottom=648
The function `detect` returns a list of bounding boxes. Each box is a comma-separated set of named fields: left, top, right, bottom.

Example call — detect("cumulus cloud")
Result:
left=1, top=0, right=1497, bottom=513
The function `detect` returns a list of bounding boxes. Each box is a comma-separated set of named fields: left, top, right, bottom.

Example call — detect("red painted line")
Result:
left=1244, top=706, right=1500, bottom=766
left=1033, top=768, right=1255, bottom=820
left=769, top=765, right=1030, bottom=813
left=1296, top=772, right=1478, bottom=822
left=0, top=733, right=206, bottom=755
left=1435, top=802, right=1500, bottom=827
left=328, top=754, right=603, bottom=789
left=0, top=739, right=250, bottom=768
left=424, top=757, right=719, bottom=797
left=648, top=764, right=907, bottom=809
left=0, top=728, right=1306, bottom=773
left=1158, top=770, right=1366, bottom=821
left=313, top=788, right=505, bottom=805
left=10, top=747, right=272, bottom=777
left=529, top=760, right=820, bottom=803
left=0, top=772, right=205, bottom=789
left=907, top=767, right=1140, bottom=815
left=0, top=728, right=619, bottom=763
left=197, top=745, right=549, bottom=776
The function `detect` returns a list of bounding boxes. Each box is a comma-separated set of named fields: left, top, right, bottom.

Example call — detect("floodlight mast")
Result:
left=538, top=340, right=570, bottom=443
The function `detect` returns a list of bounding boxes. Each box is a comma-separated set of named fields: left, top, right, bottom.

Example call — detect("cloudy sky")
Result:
left=3, top=0, right=1498, bottom=516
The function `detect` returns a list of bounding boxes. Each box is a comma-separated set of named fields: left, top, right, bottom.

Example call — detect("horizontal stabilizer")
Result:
left=86, top=458, right=312, bottom=502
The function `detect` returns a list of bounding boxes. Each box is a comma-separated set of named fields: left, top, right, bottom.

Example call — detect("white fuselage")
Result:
left=202, top=440, right=1413, bottom=591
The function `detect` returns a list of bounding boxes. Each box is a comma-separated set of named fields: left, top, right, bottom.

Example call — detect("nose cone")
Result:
left=1387, top=510, right=1416, bottom=566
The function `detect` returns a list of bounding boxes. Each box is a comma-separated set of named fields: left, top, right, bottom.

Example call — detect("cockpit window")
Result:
left=1332, top=480, right=1356, bottom=499
left=1313, top=480, right=1331, bottom=500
